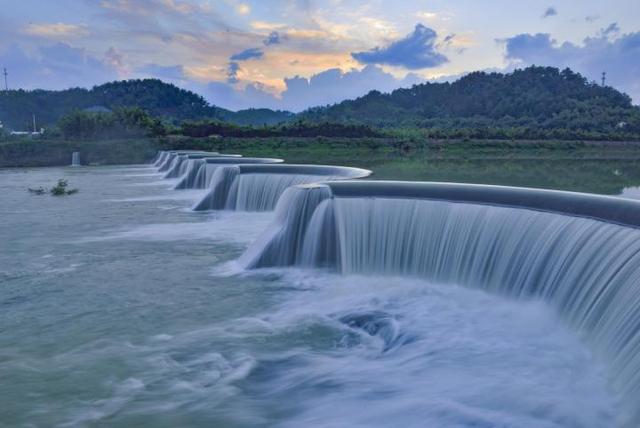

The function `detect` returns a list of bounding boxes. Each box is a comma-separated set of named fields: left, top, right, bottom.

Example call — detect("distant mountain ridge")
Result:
left=1, top=66, right=639, bottom=139
left=300, top=66, right=640, bottom=137
left=0, top=79, right=293, bottom=130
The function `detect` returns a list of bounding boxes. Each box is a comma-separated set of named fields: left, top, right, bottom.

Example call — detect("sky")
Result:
left=1, top=0, right=639, bottom=111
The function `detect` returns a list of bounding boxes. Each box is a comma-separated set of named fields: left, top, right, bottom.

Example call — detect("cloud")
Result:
left=602, top=23, right=620, bottom=37
left=104, top=47, right=128, bottom=76
left=585, top=15, right=600, bottom=23
left=24, top=23, right=89, bottom=38
left=542, top=7, right=557, bottom=18
left=236, top=3, right=250, bottom=15
left=227, top=61, right=241, bottom=83
left=263, top=31, right=282, bottom=46
left=202, top=65, right=423, bottom=112
left=96, top=0, right=233, bottom=43
left=0, top=43, right=119, bottom=90
left=503, top=31, right=640, bottom=103
left=351, top=24, right=447, bottom=69
left=230, top=47, right=264, bottom=61
left=138, top=64, right=185, bottom=81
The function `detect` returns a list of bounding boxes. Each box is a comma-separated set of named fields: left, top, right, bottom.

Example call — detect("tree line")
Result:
left=3, top=66, right=640, bottom=141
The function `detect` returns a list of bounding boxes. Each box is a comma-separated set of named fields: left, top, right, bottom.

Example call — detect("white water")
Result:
left=227, top=270, right=614, bottom=428
left=3, top=164, right=627, bottom=427
left=158, top=153, right=177, bottom=172
left=175, top=159, right=206, bottom=189
left=242, top=192, right=640, bottom=426
left=229, top=173, right=335, bottom=211
left=164, top=155, right=190, bottom=179
left=193, top=167, right=342, bottom=212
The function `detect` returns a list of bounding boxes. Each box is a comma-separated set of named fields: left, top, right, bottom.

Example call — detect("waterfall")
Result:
left=156, top=151, right=224, bottom=172
left=151, top=151, right=163, bottom=165
left=239, top=185, right=334, bottom=266
left=192, top=165, right=370, bottom=212
left=175, top=157, right=284, bottom=190
left=163, top=155, right=190, bottom=178
left=240, top=181, right=640, bottom=426
left=153, top=150, right=174, bottom=166
left=158, top=152, right=178, bottom=172
left=174, top=159, right=206, bottom=189
left=192, top=166, right=241, bottom=210
left=71, top=152, right=81, bottom=167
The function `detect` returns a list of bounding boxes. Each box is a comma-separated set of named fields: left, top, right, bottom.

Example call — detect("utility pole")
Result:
left=601, top=71, right=606, bottom=87
left=33, top=113, right=36, bottom=133
left=2, top=68, right=7, bottom=91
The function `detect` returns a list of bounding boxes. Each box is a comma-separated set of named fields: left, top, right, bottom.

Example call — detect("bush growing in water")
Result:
left=29, top=179, right=78, bottom=196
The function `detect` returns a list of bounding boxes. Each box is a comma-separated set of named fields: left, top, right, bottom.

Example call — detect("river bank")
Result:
left=3, top=137, right=640, bottom=195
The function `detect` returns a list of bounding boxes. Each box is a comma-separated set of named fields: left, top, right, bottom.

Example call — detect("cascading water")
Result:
left=193, top=165, right=242, bottom=210
left=192, top=165, right=370, bottom=212
left=162, top=153, right=241, bottom=180
left=175, top=157, right=284, bottom=190
left=174, top=158, right=206, bottom=189
left=163, top=155, right=192, bottom=179
left=158, top=152, right=179, bottom=172
left=71, top=152, right=81, bottom=167
left=240, top=181, right=640, bottom=427
left=151, top=151, right=162, bottom=165
left=155, top=151, right=221, bottom=172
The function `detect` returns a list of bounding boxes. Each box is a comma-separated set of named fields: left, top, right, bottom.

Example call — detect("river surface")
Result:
left=0, top=165, right=630, bottom=427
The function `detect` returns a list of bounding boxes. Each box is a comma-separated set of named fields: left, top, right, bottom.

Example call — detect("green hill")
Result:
left=300, top=66, right=640, bottom=139
left=2, top=67, right=639, bottom=141
left=0, top=79, right=292, bottom=131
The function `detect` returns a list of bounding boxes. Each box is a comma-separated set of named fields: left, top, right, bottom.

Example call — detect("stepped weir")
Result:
left=191, top=164, right=371, bottom=212
left=240, top=180, right=640, bottom=426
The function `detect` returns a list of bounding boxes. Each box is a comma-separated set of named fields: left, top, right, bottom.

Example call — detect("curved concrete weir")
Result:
left=157, top=151, right=219, bottom=172
left=162, top=153, right=242, bottom=179
left=192, top=164, right=371, bottom=212
left=154, top=150, right=209, bottom=167
left=175, top=157, right=284, bottom=190
left=240, top=180, right=640, bottom=426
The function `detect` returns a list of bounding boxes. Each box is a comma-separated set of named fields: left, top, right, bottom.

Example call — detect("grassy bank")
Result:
left=0, top=138, right=159, bottom=167
left=160, top=136, right=640, bottom=195
left=3, top=136, right=640, bottom=195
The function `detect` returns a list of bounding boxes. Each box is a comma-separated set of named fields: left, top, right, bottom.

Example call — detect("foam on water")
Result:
left=212, top=271, right=615, bottom=427
left=241, top=185, right=640, bottom=425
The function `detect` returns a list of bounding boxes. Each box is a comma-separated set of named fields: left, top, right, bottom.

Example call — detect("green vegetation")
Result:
left=301, top=66, right=640, bottom=141
left=179, top=120, right=382, bottom=138
left=0, top=79, right=288, bottom=130
left=2, top=66, right=639, bottom=141
left=29, top=179, right=78, bottom=196
left=4, top=133, right=640, bottom=195
left=2, top=65, right=640, bottom=168
left=57, top=107, right=165, bottom=140
left=156, top=135, right=640, bottom=194
left=0, top=79, right=224, bottom=130
left=50, top=179, right=78, bottom=196
left=0, top=138, right=157, bottom=167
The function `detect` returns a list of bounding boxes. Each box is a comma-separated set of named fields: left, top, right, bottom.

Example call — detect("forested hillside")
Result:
left=2, top=67, right=640, bottom=140
left=301, top=66, right=640, bottom=139
left=0, top=79, right=291, bottom=130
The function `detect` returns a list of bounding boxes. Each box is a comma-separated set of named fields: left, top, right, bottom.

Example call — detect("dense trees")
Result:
left=179, top=120, right=381, bottom=138
left=301, top=66, right=640, bottom=140
left=0, top=79, right=259, bottom=130
left=2, top=66, right=640, bottom=141
left=58, top=108, right=165, bottom=140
